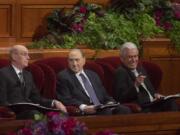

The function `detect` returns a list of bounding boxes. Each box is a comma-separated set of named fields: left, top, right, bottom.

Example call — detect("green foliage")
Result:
left=110, top=0, right=154, bottom=20
left=169, top=20, right=180, bottom=51
left=133, top=13, right=163, bottom=38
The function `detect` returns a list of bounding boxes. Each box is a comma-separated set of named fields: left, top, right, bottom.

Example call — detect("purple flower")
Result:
left=31, top=121, right=48, bottom=135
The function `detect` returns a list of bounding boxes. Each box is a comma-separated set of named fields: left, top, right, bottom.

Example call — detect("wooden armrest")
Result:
left=123, top=103, right=142, bottom=113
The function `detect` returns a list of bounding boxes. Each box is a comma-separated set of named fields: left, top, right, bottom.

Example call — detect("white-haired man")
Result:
left=114, top=42, right=178, bottom=112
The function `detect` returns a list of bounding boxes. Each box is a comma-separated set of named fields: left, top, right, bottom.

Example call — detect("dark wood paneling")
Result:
left=1, top=112, right=180, bottom=135
left=0, top=5, right=12, bottom=37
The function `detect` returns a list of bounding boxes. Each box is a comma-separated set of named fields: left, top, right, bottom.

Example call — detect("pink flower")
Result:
left=174, top=11, right=180, bottom=19
left=62, top=118, right=77, bottom=135
left=79, top=6, right=87, bottom=14
left=19, top=128, right=33, bottom=135
left=154, top=9, right=164, bottom=18
left=72, top=23, right=84, bottom=32
left=163, top=21, right=173, bottom=30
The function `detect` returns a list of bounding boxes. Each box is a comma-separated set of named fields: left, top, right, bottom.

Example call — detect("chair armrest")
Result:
left=66, top=105, right=82, bottom=116
left=0, top=106, right=16, bottom=120
left=123, top=103, right=142, bottom=113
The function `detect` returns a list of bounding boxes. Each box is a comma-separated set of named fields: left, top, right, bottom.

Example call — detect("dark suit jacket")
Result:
left=56, top=69, right=115, bottom=106
left=0, top=65, right=52, bottom=107
left=114, top=64, right=155, bottom=105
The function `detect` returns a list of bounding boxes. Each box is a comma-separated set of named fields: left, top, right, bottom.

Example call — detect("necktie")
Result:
left=18, top=72, right=25, bottom=86
left=132, top=70, right=153, bottom=104
left=79, top=73, right=100, bottom=105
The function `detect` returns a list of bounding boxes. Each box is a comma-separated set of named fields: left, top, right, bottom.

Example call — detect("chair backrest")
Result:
left=0, top=59, right=10, bottom=68
left=35, top=63, right=56, bottom=99
left=35, top=57, right=68, bottom=74
left=25, top=63, right=45, bottom=92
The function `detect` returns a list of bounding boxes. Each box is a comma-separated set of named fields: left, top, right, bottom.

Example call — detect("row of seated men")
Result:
left=0, top=42, right=179, bottom=119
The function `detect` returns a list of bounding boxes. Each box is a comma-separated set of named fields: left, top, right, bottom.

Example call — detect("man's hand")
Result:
left=154, top=93, right=165, bottom=100
left=135, top=75, right=146, bottom=87
left=83, top=105, right=96, bottom=114
left=53, top=100, right=67, bottom=113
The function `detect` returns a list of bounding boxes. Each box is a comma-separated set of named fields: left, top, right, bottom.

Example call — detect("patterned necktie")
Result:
left=79, top=73, right=100, bottom=105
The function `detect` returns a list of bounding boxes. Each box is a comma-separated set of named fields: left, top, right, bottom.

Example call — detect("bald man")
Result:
left=0, top=45, right=66, bottom=119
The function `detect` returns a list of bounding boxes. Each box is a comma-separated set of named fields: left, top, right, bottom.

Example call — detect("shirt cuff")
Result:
left=51, top=100, right=56, bottom=107
left=79, top=104, right=87, bottom=111
left=135, top=85, right=140, bottom=93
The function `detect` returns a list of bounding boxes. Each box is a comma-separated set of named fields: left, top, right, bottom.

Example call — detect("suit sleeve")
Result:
left=0, top=71, right=8, bottom=105
left=114, top=68, right=138, bottom=103
left=56, top=73, right=83, bottom=106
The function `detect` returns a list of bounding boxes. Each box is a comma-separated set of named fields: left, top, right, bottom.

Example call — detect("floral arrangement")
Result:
left=28, top=0, right=180, bottom=51
left=153, top=0, right=180, bottom=30
left=7, top=112, right=118, bottom=135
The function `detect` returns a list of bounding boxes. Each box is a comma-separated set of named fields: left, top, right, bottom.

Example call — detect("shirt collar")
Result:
left=12, top=64, right=22, bottom=75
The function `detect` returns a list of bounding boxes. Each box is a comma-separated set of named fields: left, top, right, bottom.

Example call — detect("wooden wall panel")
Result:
left=20, top=5, right=73, bottom=38
left=0, top=0, right=109, bottom=46
left=142, top=38, right=180, bottom=96
left=0, top=5, right=12, bottom=37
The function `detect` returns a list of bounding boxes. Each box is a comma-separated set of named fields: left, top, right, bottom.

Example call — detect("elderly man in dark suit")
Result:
left=56, top=49, right=131, bottom=115
left=0, top=45, right=67, bottom=119
left=114, top=42, right=178, bottom=112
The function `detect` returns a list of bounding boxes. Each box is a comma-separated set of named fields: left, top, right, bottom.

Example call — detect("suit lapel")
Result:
left=69, top=70, right=90, bottom=98
left=9, top=66, right=21, bottom=83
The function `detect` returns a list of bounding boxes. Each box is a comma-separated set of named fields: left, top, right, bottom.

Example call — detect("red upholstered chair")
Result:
left=140, top=60, right=163, bottom=91
left=35, top=57, right=68, bottom=75
left=35, top=57, right=107, bottom=115
left=35, top=58, right=83, bottom=115
left=25, top=63, right=45, bottom=93
left=34, top=63, right=56, bottom=99
left=0, top=59, right=10, bottom=68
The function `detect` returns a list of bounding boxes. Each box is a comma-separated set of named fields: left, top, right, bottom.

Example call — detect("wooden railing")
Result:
left=1, top=112, right=180, bottom=135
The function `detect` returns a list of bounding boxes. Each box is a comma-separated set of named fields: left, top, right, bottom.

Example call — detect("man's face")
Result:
left=68, top=51, right=85, bottom=73
left=121, top=48, right=139, bottom=69
left=12, top=47, right=30, bottom=69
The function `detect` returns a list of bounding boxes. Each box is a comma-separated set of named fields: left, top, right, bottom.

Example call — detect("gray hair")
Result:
left=120, top=42, right=138, bottom=57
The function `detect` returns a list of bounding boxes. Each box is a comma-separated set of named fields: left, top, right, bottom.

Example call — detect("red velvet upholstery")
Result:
left=85, top=60, right=105, bottom=83
left=25, top=63, right=45, bottom=93
left=0, top=59, right=10, bottom=68
left=140, top=60, right=163, bottom=91
left=35, top=57, right=68, bottom=74
left=95, top=61, right=115, bottom=96
left=35, top=63, right=56, bottom=99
